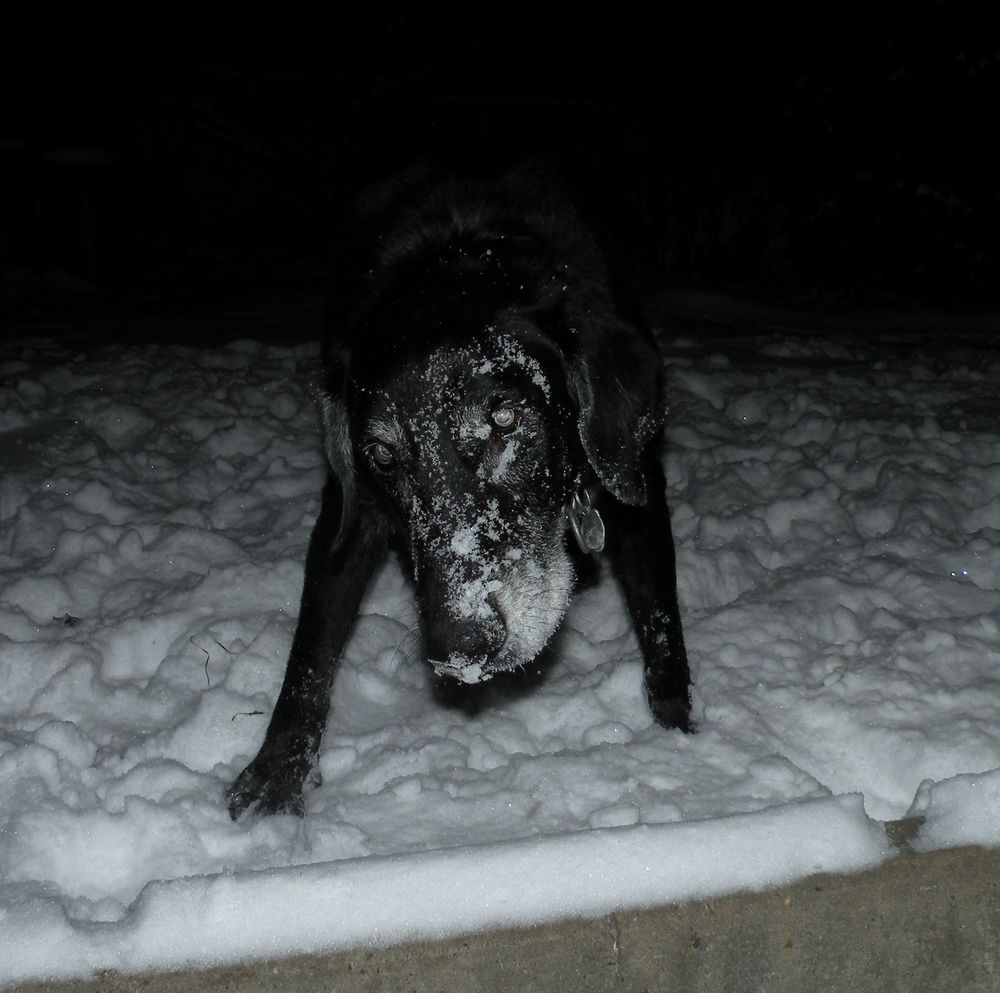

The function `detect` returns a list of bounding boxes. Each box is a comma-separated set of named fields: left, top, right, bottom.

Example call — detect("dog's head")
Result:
left=346, top=320, right=578, bottom=682
left=318, top=168, right=665, bottom=683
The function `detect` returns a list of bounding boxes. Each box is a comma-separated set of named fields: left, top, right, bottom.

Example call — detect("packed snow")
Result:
left=2, top=301, right=1000, bottom=986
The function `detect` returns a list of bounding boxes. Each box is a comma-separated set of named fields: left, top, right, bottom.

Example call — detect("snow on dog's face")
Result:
left=354, top=330, right=578, bottom=683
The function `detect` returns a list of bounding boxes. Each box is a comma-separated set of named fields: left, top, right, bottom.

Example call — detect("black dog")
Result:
left=228, top=164, right=692, bottom=818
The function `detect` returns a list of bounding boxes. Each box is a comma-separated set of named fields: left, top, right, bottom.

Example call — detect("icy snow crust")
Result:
left=2, top=324, right=1000, bottom=984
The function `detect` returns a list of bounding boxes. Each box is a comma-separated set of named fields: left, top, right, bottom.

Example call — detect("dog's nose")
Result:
left=425, top=603, right=506, bottom=663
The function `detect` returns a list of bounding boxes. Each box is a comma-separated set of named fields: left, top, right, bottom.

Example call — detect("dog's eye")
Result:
left=490, top=405, right=521, bottom=434
left=366, top=441, right=396, bottom=471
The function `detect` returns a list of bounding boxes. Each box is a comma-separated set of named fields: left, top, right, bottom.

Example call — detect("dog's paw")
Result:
left=227, top=749, right=312, bottom=819
left=648, top=693, right=696, bottom=734
left=227, top=772, right=304, bottom=820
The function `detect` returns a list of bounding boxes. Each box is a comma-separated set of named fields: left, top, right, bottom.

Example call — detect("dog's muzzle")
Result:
left=566, top=488, right=605, bottom=554
left=424, top=491, right=598, bottom=685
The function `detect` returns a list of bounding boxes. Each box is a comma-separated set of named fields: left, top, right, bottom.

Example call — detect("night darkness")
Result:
left=2, top=6, right=998, bottom=321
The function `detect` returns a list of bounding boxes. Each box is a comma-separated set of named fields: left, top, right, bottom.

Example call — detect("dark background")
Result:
left=2, top=5, right=997, bottom=320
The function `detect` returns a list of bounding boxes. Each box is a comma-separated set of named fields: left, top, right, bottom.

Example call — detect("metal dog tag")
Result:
left=568, top=489, right=606, bottom=554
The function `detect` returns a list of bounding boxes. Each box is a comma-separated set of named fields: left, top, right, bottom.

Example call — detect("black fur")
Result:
left=228, top=164, right=692, bottom=819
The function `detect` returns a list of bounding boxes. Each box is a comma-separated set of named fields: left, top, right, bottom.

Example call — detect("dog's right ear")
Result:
left=316, top=347, right=356, bottom=549
left=560, top=314, right=665, bottom=508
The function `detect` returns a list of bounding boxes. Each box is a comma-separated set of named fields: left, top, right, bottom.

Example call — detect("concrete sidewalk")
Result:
left=12, top=843, right=1000, bottom=993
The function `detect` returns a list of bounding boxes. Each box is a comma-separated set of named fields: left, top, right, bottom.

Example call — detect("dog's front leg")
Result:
left=604, top=459, right=693, bottom=733
left=228, top=480, right=389, bottom=818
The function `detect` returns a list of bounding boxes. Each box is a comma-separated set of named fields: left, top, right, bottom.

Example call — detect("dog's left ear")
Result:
left=566, top=317, right=665, bottom=507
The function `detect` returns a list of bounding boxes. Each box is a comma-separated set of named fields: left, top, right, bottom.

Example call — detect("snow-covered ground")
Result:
left=2, top=302, right=1000, bottom=986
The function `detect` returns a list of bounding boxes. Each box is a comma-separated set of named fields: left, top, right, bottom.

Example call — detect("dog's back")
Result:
left=325, top=162, right=613, bottom=345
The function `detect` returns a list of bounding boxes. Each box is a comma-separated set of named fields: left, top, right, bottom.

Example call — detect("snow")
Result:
left=2, top=310, right=1000, bottom=986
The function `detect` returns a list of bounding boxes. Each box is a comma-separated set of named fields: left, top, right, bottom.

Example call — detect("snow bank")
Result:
left=1, top=317, right=999, bottom=985
left=3, top=795, right=883, bottom=983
